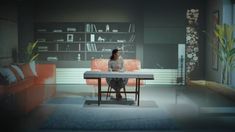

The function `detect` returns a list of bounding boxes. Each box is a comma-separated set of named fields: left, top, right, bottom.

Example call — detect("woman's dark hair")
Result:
left=110, top=49, right=119, bottom=60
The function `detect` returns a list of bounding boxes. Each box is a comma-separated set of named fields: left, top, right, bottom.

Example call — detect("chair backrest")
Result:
left=86, top=59, right=142, bottom=86
left=90, top=59, right=141, bottom=71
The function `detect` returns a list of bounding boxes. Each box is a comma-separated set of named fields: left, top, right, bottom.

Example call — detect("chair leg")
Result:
left=106, top=85, right=111, bottom=100
left=123, top=86, right=127, bottom=99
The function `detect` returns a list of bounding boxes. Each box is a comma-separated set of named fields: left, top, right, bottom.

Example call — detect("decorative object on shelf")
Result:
left=47, top=56, right=58, bottom=61
left=77, top=54, right=81, bottom=61
left=37, top=38, right=46, bottom=42
left=53, top=29, right=62, bottom=32
left=26, top=40, right=39, bottom=62
left=78, top=44, right=81, bottom=51
left=185, top=9, right=199, bottom=83
left=67, top=34, right=74, bottom=42
left=85, top=24, right=90, bottom=32
left=129, top=35, right=135, bottom=42
left=56, top=44, right=59, bottom=51
left=38, top=46, right=48, bottom=51
left=67, top=27, right=76, bottom=32
left=98, top=36, right=105, bottom=42
left=56, top=39, right=64, bottom=42
left=34, top=22, right=136, bottom=63
left=66, top=45, right=70, bottom=51
left=90, top=34, right=95, bottom=42
left=112, top=29, right=118, bottom=32
left=98, top=29, right=103, bottom=32
left=117, top=40, right=126, bottom=43
left=105, top=24, right=110, bottom=32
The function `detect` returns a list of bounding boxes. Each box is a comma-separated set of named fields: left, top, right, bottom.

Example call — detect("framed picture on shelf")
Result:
left=211, top=10, right=219, bottom=70
left=67, top=34, right=74, bottom=42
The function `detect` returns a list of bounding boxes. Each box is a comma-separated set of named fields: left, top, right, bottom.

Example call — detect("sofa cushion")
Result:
left=19, top=63, right=34, bottom=79
left=11, top=65, right=25, bottom=80
left=8, top=66, right=22, bottom=81
left=0, top=67, right=17, bottom=84
left=29, top=61, right=38, bottom=76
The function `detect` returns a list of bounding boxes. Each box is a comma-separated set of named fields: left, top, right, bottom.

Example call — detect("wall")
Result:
left=18, top=0, right=36, bottom=63
left=0, top=1, right=18, bottom=65
left=17, top=0, right=207, bottom=81
left=18, top=0, right=142, bottom=64
left=143, top=0, right=206, bottom=80
left=205, top=0, right=235, bottom=87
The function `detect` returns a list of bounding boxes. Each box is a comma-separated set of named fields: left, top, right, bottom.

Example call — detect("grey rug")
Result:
left=83, top=99, right=158, bottom=108
left=44, top=96, right=84, bottom=105
left=40, top=107, right=180, bottom=130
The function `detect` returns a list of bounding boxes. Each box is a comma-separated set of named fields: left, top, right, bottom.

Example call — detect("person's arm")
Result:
left=108, top=60, right=112, bottom=72
left=119, top=56, right=125, bottom=72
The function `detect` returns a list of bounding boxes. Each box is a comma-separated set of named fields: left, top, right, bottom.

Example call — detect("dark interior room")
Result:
left=1, top=0, right=235, bottom=131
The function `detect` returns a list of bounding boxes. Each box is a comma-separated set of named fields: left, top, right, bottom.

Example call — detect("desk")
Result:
left=84, top=71, right=154, bottom=106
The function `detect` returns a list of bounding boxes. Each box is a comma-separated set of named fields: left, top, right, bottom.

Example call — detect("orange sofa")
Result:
left=86, top=59, right=144, bottom=86
left=0, top=64, right=56, bottom=116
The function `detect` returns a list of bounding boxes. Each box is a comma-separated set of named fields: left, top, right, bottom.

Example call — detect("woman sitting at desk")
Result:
left=106, top=49, right=128, bottom=100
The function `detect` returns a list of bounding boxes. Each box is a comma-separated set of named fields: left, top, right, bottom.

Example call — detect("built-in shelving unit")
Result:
left=34, top=22, right=136, bottom=67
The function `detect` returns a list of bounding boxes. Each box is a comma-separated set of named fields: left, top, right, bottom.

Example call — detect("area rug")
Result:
left=40, top=107, right=180, bottom=130
left=44, top=96, right=84, bottom=105
left=83, top=99, right=158, bottom=108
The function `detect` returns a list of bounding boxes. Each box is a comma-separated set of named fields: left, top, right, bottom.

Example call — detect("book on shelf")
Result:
left=90, top=43, right=94, bottom=51
left=129, top=34, right=135, bottom=42
left=78, top=44, right=81, bottom=51
left=37, top=29, right=47, bottom=32
left=132, top=24, right=135, bottom=32
left=90, top=34, right=95, bottom=42
left=90, top=24, right=94, bottom=32
left=93, top=24, right=97, bottom=32
left=38, top=46, right=48, bottom=51
left=86, top=43, right=91, bottom=51
left=56, top=39, right=64, bottom=42
left=85, top=24, right=90, bottom=32
left=47, top=56, right=58, bottom=61
left=128, top=24, right=135, bottom=32
left=53, top=29, right=63, bottom=32
left=128, top=24, right=132, bottom=32
left=37, top=38, right=46, bottom=42
left=93, top=43, right=97, bottom=51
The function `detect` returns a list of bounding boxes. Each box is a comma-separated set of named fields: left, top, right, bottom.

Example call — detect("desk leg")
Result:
left=135, top=79, right=137, bottom=101
left=137, top=78, right=140, bottom=106
left=98, top=78, right=101, bottom=106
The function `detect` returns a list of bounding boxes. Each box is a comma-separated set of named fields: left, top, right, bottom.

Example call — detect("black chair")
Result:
left=106, top=85, right=127, bottom=100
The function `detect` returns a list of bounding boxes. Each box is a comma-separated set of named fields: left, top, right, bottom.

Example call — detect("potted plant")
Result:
left=26, top=40, right=39, bottom=62
left=213, top=24, right=235, bottom=85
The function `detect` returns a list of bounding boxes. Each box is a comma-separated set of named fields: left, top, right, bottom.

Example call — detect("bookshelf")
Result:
left=34, top=22, right=136, bottom=67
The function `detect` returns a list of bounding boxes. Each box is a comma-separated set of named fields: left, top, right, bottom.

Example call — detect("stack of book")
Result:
left=38, top=46, right=48, bottom=51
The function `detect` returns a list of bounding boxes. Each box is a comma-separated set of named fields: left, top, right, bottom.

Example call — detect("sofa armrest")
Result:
left=35, top=64, right=56, bottom=85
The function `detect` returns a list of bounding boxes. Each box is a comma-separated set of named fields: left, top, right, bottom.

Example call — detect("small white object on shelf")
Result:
left=47, top=56, right=58, bottom=61
left=112, top=29, right=118, bottom=32
left=67, top=27, right=76, bottom=32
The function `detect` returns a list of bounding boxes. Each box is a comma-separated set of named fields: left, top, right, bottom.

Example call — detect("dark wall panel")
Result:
left=34, top=0, right=138, bottom=22
left=143, top=44, right=178, bottom=68
left=0, top=1, right=18, bottom=65
left=144, top=28, right=185, bottom=44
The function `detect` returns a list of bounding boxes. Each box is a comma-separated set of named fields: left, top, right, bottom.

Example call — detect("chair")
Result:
left=106, top=84, right=127, bottom=100
left=86, top=59, right=143, bottom=100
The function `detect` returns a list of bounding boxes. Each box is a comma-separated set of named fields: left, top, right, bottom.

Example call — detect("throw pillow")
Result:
left=11, top=65, right=25, bottom=79
left=19, top=63, right=34, bottom=78
left=0, top=67, right=17, bottom=84
left=29, top=61, right=38, bottom=76
left=8, top=66, right=22, bottom=81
